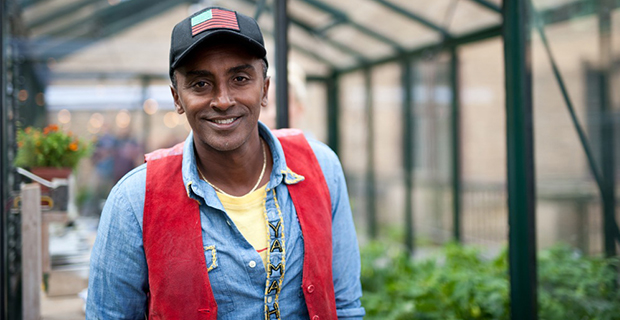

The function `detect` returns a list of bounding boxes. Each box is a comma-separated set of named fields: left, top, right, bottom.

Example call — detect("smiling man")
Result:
left=85, top=6, right=364, bottom=320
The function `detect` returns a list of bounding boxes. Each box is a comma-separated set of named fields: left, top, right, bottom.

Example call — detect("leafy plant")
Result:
left=360, top=242, right=619, bottom=320
left=15, top=124, right=92, bottom=169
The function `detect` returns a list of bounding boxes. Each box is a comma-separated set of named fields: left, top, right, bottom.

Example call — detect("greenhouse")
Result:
left=0, top=0, right=619, bottom=319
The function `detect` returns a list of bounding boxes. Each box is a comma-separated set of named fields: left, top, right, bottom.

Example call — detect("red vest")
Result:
left=143, top=129, right=338, bottom=319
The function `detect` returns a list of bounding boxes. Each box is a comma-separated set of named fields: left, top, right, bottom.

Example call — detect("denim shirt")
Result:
left=86, top=123, right=365, bottom=320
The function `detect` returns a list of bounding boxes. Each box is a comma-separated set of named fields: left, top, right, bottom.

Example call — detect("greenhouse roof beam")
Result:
left=540, top=0, right=620, bottom=25
left=298, top=0, right=405, bottom=51
left=370, top=0, right=451, bottom=37
left=314, top=17, right=346, bottom=34
left=240, top=0, right=367, bottom=62
left=467, top=0, right=501, bottom=13
left=20, top=0, right=48, bottom=9
left=37, top=0, right=189, bottom=60
left=289, top=17, right=367, bottom=62
left=271, top=33, right=337, bottom=68
left=253, top=0, right=267, bottom=20
left=27, top=0, right=102, bottom=29
left=338, top=24, right=501, bottom=74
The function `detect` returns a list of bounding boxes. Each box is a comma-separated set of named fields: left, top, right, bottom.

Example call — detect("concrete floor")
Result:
left=41, top=291, right=85, bottom=320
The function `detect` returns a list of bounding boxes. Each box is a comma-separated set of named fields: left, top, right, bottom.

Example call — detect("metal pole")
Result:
left=598, top=0, right=617, bottom=258
left=0, top=0, right=6, bottom=317
left=364, top=68, right=377, bottom=238
left=327, top=72, right=340, bottom=155
left=503, top=0, right=538, bottom=319
left=274, top=0, right=289, bottom=129
left=450, top=47, right=462, bottom=243
left=402, top=58, right=415, bottom=253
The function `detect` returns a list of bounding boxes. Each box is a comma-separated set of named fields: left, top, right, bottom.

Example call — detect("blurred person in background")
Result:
left=259, top=61, right=308, bottom=130
left=86, top=6, right=364, bottom=320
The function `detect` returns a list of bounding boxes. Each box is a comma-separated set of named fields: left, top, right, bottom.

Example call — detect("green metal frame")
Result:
left=20, top=0, right=47, bottom=9
left=274, top=0, right=289, bottom=129
left=0, top=3, right=6, bottom=318
left=338, top=25, right=501, bottom=74
left=240, top=0, right=366, bottom=65
left=468, top=0, right=501, bottom=13
left=327, top=72, right=340, bottom=154
left=288, top=18, right=367, bottom=63
left=254, top=0, right=268, bottom=20
left=504, top=0, right=538, bottom=318
left=530, top=1, right=620, bottom=253
left=364, top=68, right=377, bottom=238
left=370, top=0, right=451, bottom=37
left=298, top=0, right=405, bottom=51
left=402, top=57, right=415, bottom=253
left=36, top=0, right=192, bottom=60
left=26, top=0, right=102, bottom=29
left=598, top=0, right=618, bottom=258
left=450, top=47, right=461, bottom=242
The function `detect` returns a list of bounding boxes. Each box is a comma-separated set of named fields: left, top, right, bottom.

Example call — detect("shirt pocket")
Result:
left=204, top=245, right=236, bottom=313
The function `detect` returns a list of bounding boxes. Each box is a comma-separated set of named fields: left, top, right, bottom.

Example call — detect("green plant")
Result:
left=360, top=242, right=620, bottom=320
left=15, top=124, right=92, bottom=169
left=538, top=245, right=620, bottom=320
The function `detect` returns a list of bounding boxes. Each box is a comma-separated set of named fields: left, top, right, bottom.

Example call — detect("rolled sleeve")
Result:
left=310, top=140, right=366, bottom=319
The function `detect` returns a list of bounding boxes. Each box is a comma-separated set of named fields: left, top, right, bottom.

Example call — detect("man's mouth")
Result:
left=209, top=117, right=239, bottom=125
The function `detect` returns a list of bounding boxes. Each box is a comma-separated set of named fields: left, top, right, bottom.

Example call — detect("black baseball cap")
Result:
left=169, top=7, right=267, bottom=79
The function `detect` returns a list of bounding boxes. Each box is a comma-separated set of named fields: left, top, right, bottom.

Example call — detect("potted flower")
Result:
left=15, top=124, right=92, bottom=184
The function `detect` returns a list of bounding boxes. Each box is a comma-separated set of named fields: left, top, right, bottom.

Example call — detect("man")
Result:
left=86, top=6, right=365, bottom=320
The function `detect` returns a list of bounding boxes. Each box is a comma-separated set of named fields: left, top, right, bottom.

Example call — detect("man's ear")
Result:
left=170, top=85, right=185, bottom=115
left=261, top=76, right=271, bottom=108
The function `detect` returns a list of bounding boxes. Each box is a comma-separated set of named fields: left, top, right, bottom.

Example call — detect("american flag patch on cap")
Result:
left=191, top=8, right=240, bottom=36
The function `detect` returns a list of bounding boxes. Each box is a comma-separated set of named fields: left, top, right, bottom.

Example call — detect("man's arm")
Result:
left=86, top=175, right=149, bottom=319
left=310, top=141, right=366, bottom=319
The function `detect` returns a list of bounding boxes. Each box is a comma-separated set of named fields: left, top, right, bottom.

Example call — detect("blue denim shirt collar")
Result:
left=181, top=121, right=304, bottom=208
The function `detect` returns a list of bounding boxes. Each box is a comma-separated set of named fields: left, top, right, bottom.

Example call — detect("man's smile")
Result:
left=209, top=117, right=240, bottom=125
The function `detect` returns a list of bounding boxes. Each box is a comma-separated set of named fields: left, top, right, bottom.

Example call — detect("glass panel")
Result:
left=327, top=24, right=396, bottom=60
left=338, top=71, right=369, bottom=235
left=459, top=38, right=507, bottom=246
left=371, top=63, right=404, bottom=239
left=411, top=53, right=454, bottom=244
left=450, top=0, right=502, bottom=35
left=531, top=0, right=620, bottom=317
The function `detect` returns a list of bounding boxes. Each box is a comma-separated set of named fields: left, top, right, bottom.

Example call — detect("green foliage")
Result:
left=538, top=245, right=620, bottom=320
left=15, top=125, right=92, bottom=170
left=361, top=242, right=620, bottom=320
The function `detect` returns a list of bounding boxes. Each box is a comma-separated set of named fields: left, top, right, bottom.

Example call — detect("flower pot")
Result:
left=30, top=167, right=72, bottom=211
left=30, top=167, right=72, bottom=183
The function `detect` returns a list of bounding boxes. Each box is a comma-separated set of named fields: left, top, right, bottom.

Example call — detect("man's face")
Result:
left=171, top=42, right=269, bottom=153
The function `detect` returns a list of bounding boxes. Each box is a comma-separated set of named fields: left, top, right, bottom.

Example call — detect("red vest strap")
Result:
left=143, top=154, right=217, bottom=319
left=273, top=129, right=338, bottom=320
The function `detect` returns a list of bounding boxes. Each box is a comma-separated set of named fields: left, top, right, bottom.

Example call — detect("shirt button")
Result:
left=307, top=284, right=315, bottom=293
left=312, top=315, right=320, bottom=320
left=249, top=260, right=257, bottom=268
left=226, top=220, right=231, bottom=226
left=267, top=296, right=273, bottom=303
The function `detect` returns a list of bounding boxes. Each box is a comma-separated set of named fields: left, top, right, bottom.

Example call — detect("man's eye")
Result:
left=194, top=81, right=208, bottom=88
left=233, top=76, right=248, bottom=82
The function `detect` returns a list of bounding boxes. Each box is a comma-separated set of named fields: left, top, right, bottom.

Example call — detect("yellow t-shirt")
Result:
left=216, top=186, right=269, bottom=268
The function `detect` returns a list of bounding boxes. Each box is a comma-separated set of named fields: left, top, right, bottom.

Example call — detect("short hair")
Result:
left=171, top=59, right=268, bottom=89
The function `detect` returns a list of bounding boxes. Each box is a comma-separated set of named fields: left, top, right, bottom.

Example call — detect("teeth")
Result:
left=213, top=118, right=236, bottom=124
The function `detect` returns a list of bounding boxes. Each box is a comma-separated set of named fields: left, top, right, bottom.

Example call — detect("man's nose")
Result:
left=210, top=84, right=234, bottom=110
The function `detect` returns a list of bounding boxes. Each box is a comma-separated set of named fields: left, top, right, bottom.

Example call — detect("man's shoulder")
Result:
left=306, top=138, right=340, bottom=165
left=304, top=137, right=344, bottom=181
left=110, top=162, right=148, bottom=197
